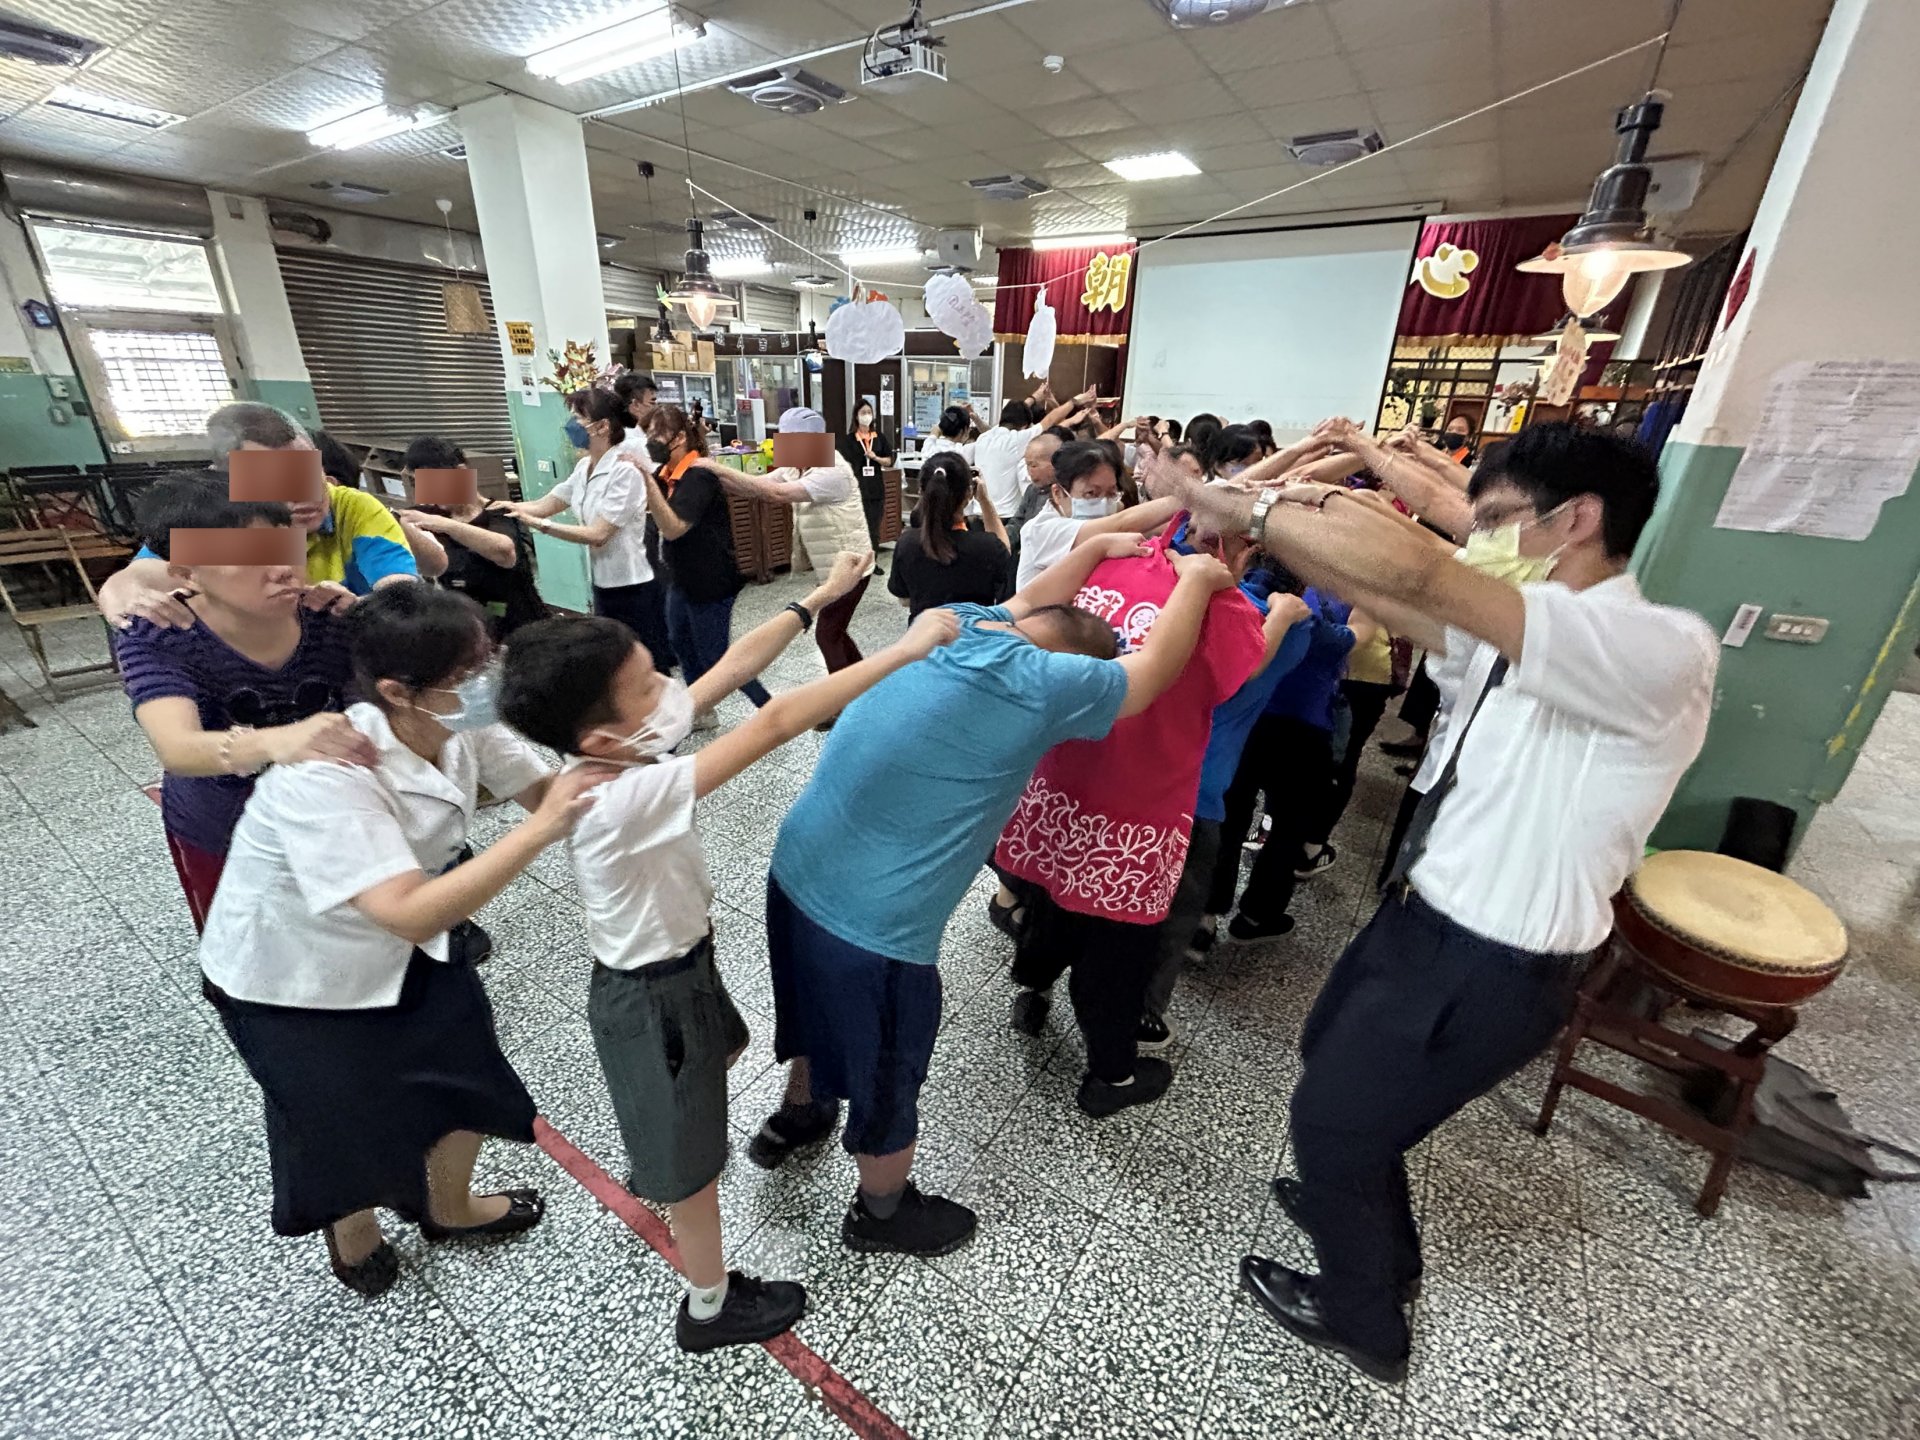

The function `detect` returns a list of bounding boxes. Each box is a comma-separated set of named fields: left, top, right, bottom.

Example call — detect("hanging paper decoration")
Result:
left=1413, top=242, right=1479, bottom=299
left=923, top=271, right=995, bottom=357
left=1023, top=285, right=1057, bottom=380
left=1540, top=318, right=1589, bottom=406
left=823, top=294, right=906, bottom=364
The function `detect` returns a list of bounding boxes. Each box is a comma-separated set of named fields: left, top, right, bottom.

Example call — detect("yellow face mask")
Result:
left=1458, top=501, right=1572, bottom=585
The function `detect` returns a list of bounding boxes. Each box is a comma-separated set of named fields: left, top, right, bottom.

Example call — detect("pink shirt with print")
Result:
left=994, top=534, right=1266, bottom=924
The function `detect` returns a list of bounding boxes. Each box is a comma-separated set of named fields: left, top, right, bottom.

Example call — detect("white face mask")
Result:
left=1070, top=495, right=1120, bottom=520
left=596, top=675, right=695, bottom=760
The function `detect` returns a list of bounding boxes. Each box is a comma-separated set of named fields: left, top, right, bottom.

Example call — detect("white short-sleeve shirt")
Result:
left=797, top=464, right=854, bottom=505
left=563, top=756, right=714, bottom=970
left=199, top=703, right=553, bottom=1009
left=920, top=435, right=976, bottom=468
left=1409, top=575, right=1717, bottom=954
left=549, top=451, right=652, bottom=589
left=1013, top=505, right=1084, bottom=592
left=974, top=424, right=1039, bottom=517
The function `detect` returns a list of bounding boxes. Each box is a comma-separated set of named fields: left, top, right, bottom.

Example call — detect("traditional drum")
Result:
left=1614, top=851, right=1848, bottom=1009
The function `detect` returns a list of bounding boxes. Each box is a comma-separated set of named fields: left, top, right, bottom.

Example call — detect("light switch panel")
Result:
left=1764, top=614, right=1829, bottom=644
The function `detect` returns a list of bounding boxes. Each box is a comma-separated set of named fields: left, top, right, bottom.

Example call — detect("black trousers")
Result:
left=1210, top=714, right=1334, bottom=923
left=1314, top=680, right=1396, bottom=845
left=1009, top=888, right=1161, bottom=1084
left=1396, top=663, right=1439, bottom=738
left=593, top=580, right=676, bottom=673
left=1287, top=890, right=1585, bottom=1358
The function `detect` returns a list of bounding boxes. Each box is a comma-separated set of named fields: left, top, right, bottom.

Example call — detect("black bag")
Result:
left=1676, top=1031, right=1920, bottom=1198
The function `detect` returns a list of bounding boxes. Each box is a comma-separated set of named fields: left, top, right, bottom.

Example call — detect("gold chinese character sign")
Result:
left=1081, top=251, right=1132, bottom=314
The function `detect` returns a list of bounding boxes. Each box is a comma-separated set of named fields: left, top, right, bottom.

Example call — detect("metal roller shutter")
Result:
left=602, top=264, right=663, bottom=320
left=741, top=284, right=800, bottom=331
left=277, top=248, right=514, bottom=457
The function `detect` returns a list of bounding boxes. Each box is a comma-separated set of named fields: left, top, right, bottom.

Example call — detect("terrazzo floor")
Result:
left=1, top=572, right=1917, bottom=1440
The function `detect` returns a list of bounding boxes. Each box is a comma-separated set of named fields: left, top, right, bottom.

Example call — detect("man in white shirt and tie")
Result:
left=1158, top=423, right=1718, bottom=1383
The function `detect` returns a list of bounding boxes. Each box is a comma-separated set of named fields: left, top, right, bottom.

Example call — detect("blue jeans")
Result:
left=665, top=587, right=770, bottom=707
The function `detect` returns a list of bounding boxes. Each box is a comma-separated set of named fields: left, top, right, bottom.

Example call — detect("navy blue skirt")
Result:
left=210, top=951, right=536, bottom=1236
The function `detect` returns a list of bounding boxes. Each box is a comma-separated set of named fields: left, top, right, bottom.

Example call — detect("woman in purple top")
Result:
left=113, top=476, right=373, bottom=928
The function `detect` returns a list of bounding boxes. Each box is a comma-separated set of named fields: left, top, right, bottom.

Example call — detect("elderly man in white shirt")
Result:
left=972, top=389, right=1090, bottom=519
left=1159, top=424, right=1717, bottom=1383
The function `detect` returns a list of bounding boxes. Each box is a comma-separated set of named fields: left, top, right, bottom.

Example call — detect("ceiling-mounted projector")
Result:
left=863, top=1, right=948, bottom=84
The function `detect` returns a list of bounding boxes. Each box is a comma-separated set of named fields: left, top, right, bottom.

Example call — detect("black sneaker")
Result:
left=1378, top=737, right=1425, bottom=759
left=841, top=1182, right=977, bottom=1257
left=450, top=918, right=493, bottom=965
left=675, top=1271, right=808, bottom=1353
left=1227, top=911, right=1295, bottom=942
left=1009, top=987, right=1050, bottom=1036
left=1293, top=845, right=1337, bottom=882
left=1136, top=1011, right=1174, bottom=1054
left=1076, top=1056, right=1174, bottom=1119
left=746, top=1100, right=840, bottom=1171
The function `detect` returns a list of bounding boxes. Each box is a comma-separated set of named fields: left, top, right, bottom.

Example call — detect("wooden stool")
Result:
left=1534, top=851, right=1847, bottom=1218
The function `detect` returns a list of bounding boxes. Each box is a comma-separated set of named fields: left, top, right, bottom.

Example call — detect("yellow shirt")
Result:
left=1347, top=624, right=1395, bottom=685
left=304, top=484, right=417, bottom=593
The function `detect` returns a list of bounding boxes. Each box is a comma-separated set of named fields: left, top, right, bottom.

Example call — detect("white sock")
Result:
left=1301, top=842, right=1324, bottom=861
left=1109, top=1074, right=1135, bottom=1088
left=687, top=1274, right=729, bottom=1321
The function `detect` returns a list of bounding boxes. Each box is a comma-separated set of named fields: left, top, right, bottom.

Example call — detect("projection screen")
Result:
left=1122, top=219, right=1422, bottom=441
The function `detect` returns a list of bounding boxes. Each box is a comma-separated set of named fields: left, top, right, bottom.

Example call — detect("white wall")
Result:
left=208, top=191, right=310, bottom=385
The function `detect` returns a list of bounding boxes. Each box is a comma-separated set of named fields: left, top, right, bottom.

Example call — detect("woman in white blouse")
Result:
left=199, top=584, right=609, bottom=1297
left=495, top=386, right=673, bottom=669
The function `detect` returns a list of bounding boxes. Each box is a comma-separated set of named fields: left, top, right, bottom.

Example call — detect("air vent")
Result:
left=0, top=14, right=104, bottom=66
left=1149, top=0, right=1289, bottom=28
left=441, top=143, right=467, bottom=160
left=1286, top=128, right=1384, bottom=167
left=966, top=173, right=1051, bottom=202
left=708, top=208, right=779, bottom=232
left=308, top=180, right=392, bottom=203
left=726, top=66, right=850, bottom=116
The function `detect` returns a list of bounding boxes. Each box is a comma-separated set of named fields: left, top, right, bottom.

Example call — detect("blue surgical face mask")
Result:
left=563, top=417, right=591, bottom=449
left=423, top=668, right=500, bottom=732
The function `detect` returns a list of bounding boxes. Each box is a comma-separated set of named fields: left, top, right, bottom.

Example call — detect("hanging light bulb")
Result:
left=666, top=218, right=737, bottom=332
left=1517, top=95, right=1691, bottom=314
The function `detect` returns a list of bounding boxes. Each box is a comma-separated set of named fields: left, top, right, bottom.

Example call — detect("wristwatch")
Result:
left=1245, top=489, right=1279, bottom=542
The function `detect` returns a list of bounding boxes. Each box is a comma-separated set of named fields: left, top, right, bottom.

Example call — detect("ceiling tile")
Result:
left=306, top=42, right=481, bottom=104
left=1349, top=34, right=1496, bottom=95
left=1219, top=53, right=1365, bottom=110
left=1330, top=0, right=1493, bottom=52
left=0, top=109, right=128, bottom=162
left=1251, top=94, right=1383, bottom=144
left=1116, top=78, right=1252, bottom=128
left=1003, top=1, right=1189, bottom=56
left=268, top=0, right=444, bottom=45
left=1024, top=96, right=1138, bottom=141
left=0, top=0, right=172, bottom=46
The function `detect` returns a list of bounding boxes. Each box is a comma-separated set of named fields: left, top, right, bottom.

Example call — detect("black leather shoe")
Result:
left=419, top=1188, right=545, bottom=1241
left=323, top=1232, right=399, bottom=1298
left=1268, top=1177, right=1421, bottom=1304
left=1238, top=1256, right=1409, bottom=1385
left=1009, top=987, right=1050, bottom=1036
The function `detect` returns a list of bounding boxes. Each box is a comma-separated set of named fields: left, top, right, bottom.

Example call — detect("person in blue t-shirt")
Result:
left=1137, top=523, right=1314, bottom=1047
left=749, top=533, right=1237, bottom=1259
left=1210, top=582, right=1356, bottom=943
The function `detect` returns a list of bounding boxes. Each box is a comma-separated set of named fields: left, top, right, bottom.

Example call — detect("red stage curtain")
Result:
left=1397, top=214, right=1590, bottom=343
left=993, top=244, right=1135, bottom=344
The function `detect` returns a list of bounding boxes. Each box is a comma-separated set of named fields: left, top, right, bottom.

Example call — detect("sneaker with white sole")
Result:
left=1136, top=1011, right=1174, bottom=1053
left=675, top=1271, right=807, bottom=1353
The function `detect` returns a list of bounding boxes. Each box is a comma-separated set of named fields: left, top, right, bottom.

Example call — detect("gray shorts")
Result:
left=588, top=935, right=749, bottom=1205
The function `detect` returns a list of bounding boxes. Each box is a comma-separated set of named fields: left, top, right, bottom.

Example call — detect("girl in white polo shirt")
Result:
left=199, top=585, right=609, bottom=1298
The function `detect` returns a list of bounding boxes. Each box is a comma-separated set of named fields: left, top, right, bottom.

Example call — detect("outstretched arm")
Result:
left=688, top=552, right=872, bottom=713
left=1005, top=531, right=1150, bottom=618
left=692, top=609, right=959, bottom=798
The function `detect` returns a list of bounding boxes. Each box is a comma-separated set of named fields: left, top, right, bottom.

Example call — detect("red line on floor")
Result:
left=532, top=1117, right=913, bottom=1440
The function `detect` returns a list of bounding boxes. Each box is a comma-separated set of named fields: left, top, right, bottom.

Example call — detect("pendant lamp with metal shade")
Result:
left=1533, top=312, right=1623, bottom=346
left=1517, top=95, right=1692, bottom=316
left=667, top=217, right=736, bottom=331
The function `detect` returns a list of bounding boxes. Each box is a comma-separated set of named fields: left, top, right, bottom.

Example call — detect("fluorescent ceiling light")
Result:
left=45, top=86, right=182, bottom=129
left=792, top=275, right=836, bottom=288
left=710, top=255, right=771, bottom=277
left=971, top=275, right=998, bottom=286
left=1102, top=151, right=1199, bottom=181
left=526, top=5, right=706, bottom=86
left=837, top=245, right=925, bottom=267
left=1030, top=232, right=1131, bottom=251
left=307, top=105, right=450, bottom=150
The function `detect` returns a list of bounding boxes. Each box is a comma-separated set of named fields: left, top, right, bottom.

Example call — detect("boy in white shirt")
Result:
left=498, top=551, right=957, bottom=1353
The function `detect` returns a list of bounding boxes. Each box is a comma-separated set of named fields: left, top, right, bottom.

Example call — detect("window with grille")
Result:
left=89, top=328, right=235, bottom=437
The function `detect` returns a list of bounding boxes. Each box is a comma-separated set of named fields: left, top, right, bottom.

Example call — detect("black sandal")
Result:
left=323, top=1228, right=400, bottom=1297
left=987, top=894, right=1024, bottom=941
left=419, top=1188, right=545, bottom=1241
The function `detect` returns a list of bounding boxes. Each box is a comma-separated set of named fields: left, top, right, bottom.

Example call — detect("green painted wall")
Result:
left=242, top=377, right=321, bottom=431
left=506, top=388, right=593, bottom=614
left=0, top=372, right=107, bottom=468
left=1633, top=438, right=1920, bottom=852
